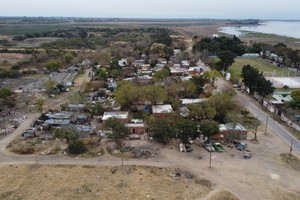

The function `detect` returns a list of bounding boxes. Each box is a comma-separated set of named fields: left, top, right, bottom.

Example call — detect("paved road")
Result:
left=236, top=91, right=300, bottom=156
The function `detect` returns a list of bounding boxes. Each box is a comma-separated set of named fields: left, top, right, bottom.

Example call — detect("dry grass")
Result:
left=7, top=138, right=60, bottom=155
left=0, top=164, right=222, bottom=200
left=208, top=190, right=240, bottom=200
left=0, top=53, right=31, bottom=66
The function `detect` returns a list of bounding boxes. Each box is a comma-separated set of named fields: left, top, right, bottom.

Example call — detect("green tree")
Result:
left=143, top=85, right=166, bottom=105
left=216, top=50, right=236, bottom=71
left=45, top=60, right=63, bottom=71
left=191, top=76, right=208, bottom=94
left=147, top=118, right=174, bottom=144
left=241, top=64, right=274, bottom=96
left=256, top=76, right=275, bottom=97
left=36, top=98, right=45, bottom=112
left=68, top=140, right=87, bottom=154
left=43, top=79, right=57, bottom=94
left=114, top=81, right=139, bottom=110
left=151, top=29, right=172, bottom=46
left=243, top=117, right=261, bottom=141
left=209, top=92, right=235, bottom=123
left=187, top=101, right=216, bottom=120
left=87, top=102, right=105, bottom=116
left=64, top=53, right=73, bottom=64
left=241, top=64, right=260, bottom=94
left=153, top=67, right=170, bottom=80
left=204, top=69, right=221, bottom=87
left=54, top=125, right=79, bottom=143
left=177, top=80, right=197, bottom=98
left=105, top=118, right=128, bottom=143
left=174, top=119, right=199, bottom=143
left=199, top=119, right=219, bottom=139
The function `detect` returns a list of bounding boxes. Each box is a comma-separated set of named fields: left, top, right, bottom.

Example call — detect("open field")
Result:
left=229, top=58, right=300, bottom=78
left=13, top=37, right=60, bottom=48
left=0, top=164, right=238, bottom=200
left=0, top=53, right=31, bottom=66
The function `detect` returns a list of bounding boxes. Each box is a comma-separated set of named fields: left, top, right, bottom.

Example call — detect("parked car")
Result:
left=212, top=142, right=225, bottom=152
left=202, top=142, right=215, bottom=152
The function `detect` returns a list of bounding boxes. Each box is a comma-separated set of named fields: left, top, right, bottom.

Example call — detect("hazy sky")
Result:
left=1, top=0, right=299, bottom=20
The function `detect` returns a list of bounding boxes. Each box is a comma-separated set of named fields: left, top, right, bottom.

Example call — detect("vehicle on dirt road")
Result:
left=212, top=142, right=225, bottom=152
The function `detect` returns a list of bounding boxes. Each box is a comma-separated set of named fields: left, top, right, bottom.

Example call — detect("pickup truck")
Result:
left=212, top=142, right=225, bottom=152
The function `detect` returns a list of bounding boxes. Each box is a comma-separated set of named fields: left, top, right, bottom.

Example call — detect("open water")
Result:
left=220, top=21, right=300, bottom=39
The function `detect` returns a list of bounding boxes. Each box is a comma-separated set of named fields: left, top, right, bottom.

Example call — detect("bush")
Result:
left=68, top=140, right=87, bottom=155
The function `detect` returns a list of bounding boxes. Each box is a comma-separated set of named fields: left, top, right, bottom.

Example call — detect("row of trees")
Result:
left=241, top=64, right=275, bottom=97
left=147, top=117, right=219, bottom=144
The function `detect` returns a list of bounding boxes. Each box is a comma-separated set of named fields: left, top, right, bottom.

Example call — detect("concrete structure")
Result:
left=126, top=123, right=145, bottom=136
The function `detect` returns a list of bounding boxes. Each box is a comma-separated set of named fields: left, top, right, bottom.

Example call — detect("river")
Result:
left=219, top=21, right=300, bottom=39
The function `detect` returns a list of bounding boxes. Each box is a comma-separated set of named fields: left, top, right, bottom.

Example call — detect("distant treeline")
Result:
left=12, top=27, right=170, bottom=41
left=0, top=16, right=120, bottom=24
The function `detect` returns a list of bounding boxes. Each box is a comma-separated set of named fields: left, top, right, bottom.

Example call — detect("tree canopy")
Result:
left=216, top=50, right=237, bottom=71
left=193, top=36, right=246, bottom=56
left=151, top=29, right=172, bottom=47
left=241, top=64, right=274, bottom=97
left=199, top=119, right=219, bottom=139
left=45, top=60, right=63, bottom=71
left=54, top=125, right=79, bottom=143
left=105, top=118, right=129, bottom=142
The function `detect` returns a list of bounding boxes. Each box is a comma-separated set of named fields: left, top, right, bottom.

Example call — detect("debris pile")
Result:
left=131, top=147, right=156, bottom=159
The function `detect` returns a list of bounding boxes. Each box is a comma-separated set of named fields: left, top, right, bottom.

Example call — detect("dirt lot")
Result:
left=0, top=164, right=239, bottom=200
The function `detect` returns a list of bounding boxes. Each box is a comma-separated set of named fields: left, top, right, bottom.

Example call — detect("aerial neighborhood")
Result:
left=0, top=16, right=299, bottom=200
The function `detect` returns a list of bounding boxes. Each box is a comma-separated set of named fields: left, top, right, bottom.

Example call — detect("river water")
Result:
left=219, top=21, right=300, bottom=39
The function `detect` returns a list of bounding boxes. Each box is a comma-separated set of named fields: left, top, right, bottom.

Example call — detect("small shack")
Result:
left=210, top=123, right=247, bottom=141
left=152, top=104, right=173, bottom=119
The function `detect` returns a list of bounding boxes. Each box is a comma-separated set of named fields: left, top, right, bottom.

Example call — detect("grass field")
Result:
left=229, top=58, right=300, bottom=79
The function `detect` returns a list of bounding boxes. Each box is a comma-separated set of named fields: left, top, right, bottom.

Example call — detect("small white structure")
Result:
left=152, top=104, right=173, bottom=118
left=118, top=58, right=128, bottom=67
left=181, top=60, right=190, bottom=67
left=180, top=98, right=206, bottom=105
left=102, top=112, right=129, bottom=122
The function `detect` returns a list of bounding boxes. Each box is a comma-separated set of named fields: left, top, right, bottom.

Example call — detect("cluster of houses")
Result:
left=24, top=53, right=250, bottom=141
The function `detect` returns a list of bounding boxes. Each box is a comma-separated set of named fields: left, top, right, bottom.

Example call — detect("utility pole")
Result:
left=4, top=115, right=7, bottom=135
left=209, top=151, right=212, bottom=168
left=289, top=139, right=293, bottom=159
left=265, top=115, right=269, bottom=135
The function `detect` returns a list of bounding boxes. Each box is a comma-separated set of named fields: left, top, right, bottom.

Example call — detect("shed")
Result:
left=152, top=104, right=173, bottom=118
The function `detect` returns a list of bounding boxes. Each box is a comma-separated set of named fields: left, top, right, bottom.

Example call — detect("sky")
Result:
left=1, top=0, right=300, bottom=20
